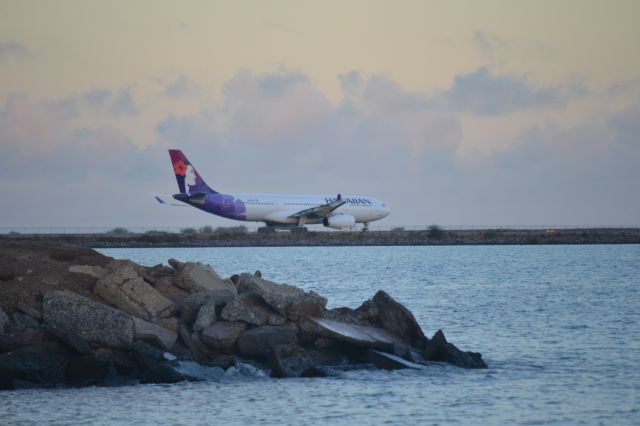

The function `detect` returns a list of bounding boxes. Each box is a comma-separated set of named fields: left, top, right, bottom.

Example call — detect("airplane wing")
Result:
left=289, top=198, right=346, bottom=219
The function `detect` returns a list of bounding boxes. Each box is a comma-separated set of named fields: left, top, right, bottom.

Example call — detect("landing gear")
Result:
left=257, top=226, right=276, bottom=234
left=362, top=222, right=370, bottom=232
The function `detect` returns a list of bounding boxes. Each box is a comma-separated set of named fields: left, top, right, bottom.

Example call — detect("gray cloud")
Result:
left=162, top=74, right=196, bottom=98
left=440, top=67, right=587, bottom=115
left=45, top=88, right=139, bottom=117
left=0, top=42, right=29, bottom=61
left=1, top=70, right=638, bottom=228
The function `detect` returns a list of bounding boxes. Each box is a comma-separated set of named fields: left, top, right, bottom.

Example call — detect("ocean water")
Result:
left=3, top=245, right=640, bottom=425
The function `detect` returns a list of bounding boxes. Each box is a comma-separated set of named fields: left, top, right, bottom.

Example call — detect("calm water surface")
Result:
left=2, top=245, right=639, bottom=425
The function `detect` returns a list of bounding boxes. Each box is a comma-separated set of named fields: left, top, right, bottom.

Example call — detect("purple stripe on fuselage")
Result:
left=193, top=193, right=246, bottom=220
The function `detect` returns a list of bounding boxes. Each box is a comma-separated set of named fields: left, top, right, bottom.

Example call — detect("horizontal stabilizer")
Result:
left=152, top=194, right=187, bottom=206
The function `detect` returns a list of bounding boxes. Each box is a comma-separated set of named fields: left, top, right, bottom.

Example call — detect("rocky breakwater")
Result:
left=0, top=241, right=486, bottom=390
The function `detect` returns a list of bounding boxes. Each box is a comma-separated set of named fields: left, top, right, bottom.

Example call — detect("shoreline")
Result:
left=2, top=228, right=640, bottom=248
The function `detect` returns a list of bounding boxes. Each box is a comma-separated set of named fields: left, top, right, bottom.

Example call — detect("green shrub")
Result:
left=427, top=225, right=444, bottom=240
left=108, top=227, right=130, bottom=235
left=181, top=227, right=198, bottom=235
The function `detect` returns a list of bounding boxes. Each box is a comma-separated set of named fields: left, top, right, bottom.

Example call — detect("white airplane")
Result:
left=155, top=149, right=391, bottom=232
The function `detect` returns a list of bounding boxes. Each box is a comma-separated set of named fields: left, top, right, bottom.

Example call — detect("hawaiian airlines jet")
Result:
left=155, top=149, right=390, bottom=232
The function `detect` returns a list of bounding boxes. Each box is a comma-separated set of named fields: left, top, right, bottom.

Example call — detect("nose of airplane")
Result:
left=380, top=206, right=391, bottom=218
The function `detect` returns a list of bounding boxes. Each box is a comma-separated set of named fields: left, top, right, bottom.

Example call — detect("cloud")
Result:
left=439, top=67, right=587, bottom=115
left=0, top=42, right=29, bottom=61
left=45, top=88, right=139, bottom=117
left=1, top=69, right=638, bottom=228
left=0, top=94, right=153, bottom=183
left=156, top=69, right=462, bottom=194
left=162, top=74, right=196, bottom=97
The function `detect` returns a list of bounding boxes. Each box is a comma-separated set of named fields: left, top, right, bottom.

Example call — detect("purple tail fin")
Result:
left=168, top=149, right=218, bottom=194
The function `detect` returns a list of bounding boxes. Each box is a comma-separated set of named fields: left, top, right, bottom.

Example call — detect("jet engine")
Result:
left=322, top=214, right=356, bottom=230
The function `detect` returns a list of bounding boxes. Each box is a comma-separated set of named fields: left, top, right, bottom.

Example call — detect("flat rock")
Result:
left=174, top=262, right=237, bottom=298
left=68, top=265, right=106, bottom=279
left=43, top=290, right=135, bottom=349
left=201, top=321, right=247, bottom=349
left=133, top=317, right=178, bottom=351
left=366, top=349, right=424, bottom=370
left=306, top=317, right=406, bottom=351
left=221, top=293, right=286, bottom=326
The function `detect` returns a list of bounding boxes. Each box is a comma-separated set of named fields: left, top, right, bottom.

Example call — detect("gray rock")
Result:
left=95, top=260, right=176, bottom=321
left=12, top=312, right=39, bottom=329
left=269, top=344, right=317, bottom=378
left=201, top=321, right=247, bottom=349
left=221, top=293, right=286, bottom=326
left=193, top=301, right=218, bottom=332
left=65, top=355, right=110, bottom=386
left=180, top=290, right=234, bottom=325
left=139, top=363, right=187, bottom=384
left=168, top=258, right=183, bottom=270
left=0, top=342, right=71, bottom=389
left=174, top=262, right=237, bottom=298
left=43, top=290, right=135, bottom=349
left=237, top=273, right=327, bottom=320
left=17, top=301, right=43, bottom=321
left=0, top=328, right=49, bottom=353
left=133, top=317, right=178, bottom=351
left=178, top=324, right=208, bottom=362
left=423, top=330, right=487, bottom=369
left=152, top=276, right=190, bottom=306
left=370, top=291, right=427, bottom=349
left=237, top=323, right=298, bottom=359
left=0, top=307, right=9, bottom=333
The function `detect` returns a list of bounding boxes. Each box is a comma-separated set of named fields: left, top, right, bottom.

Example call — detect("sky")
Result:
left=1, top=0, right=639, bottom=230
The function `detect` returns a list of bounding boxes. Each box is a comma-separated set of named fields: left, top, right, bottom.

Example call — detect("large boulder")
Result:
left=95, top=260, right=176, bottom=321
left=174, top=262, right=237, bottom=298
left=269, top=344, right=318, bottom=378
left=237, top=274, right=326, bottom=321
left=423, top=330, right=487, bottom=369
left=133, top=317, right=178, bottom=351
left=153, top=276, right=190, bottom=306
left=201, top=321, right=247, bottom=349
left=65, top=355, right=110, bottom=386
left=237, top=323, right=298, bottom=359
left=43, top=290, right=135, bottom=349
left=359, top=291, right=427, bottom=349
left=221, top=293, right=286, bottom=326
left=0, top=342, right=71, bottom=389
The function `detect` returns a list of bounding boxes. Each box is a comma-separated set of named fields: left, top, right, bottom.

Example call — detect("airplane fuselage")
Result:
left=182, top=192, right=390, bottom=226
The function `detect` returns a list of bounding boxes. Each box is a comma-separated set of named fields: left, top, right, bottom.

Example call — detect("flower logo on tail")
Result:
left=173, top=160, right=187, bottom=176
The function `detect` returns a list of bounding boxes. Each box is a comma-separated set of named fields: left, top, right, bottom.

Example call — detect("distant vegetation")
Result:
left=390, top=227, right=406, bottom=232
left=483, top=229, right=502, bottom=239
left=107, top=227, right=130, bottom=235
left=180, top=227, right=198, bottom=235
left=427, top=225, right=445, bottom=240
